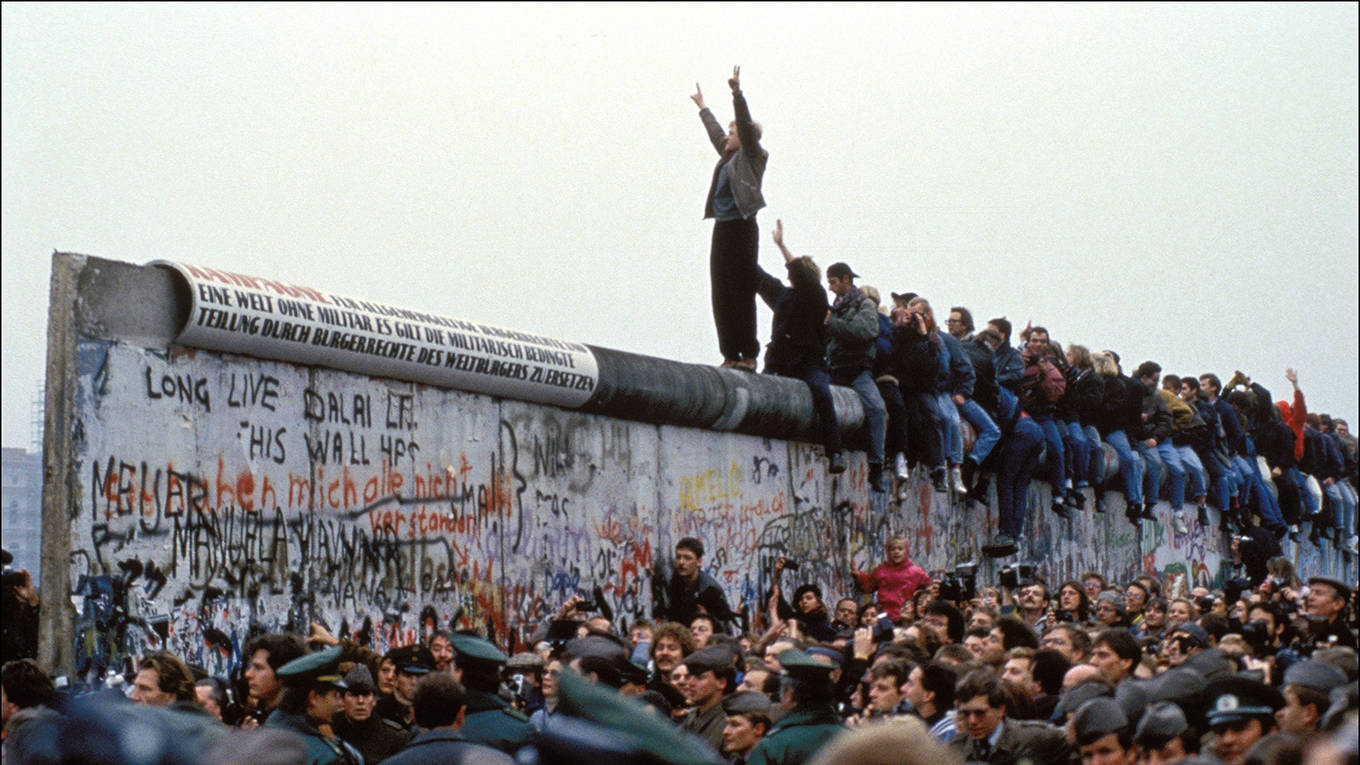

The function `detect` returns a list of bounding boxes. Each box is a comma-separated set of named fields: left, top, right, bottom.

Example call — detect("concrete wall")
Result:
left=42, top=253, right=1351, bottom=678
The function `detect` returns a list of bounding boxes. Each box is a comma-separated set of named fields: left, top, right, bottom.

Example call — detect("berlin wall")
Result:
left=39, top=252, right=1350, bottom=680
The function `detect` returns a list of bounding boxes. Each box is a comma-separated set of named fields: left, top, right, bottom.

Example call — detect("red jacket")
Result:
left=854, top=556, right=931, bottom=621
left=1276, top=390, right=1307, bottom=462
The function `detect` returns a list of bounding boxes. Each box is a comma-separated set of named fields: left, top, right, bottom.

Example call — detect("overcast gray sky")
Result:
left=4, top=2, right=1357, bottom=449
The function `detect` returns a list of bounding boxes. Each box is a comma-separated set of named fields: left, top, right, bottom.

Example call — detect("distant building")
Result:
left=2, top=447, right=43, bottom=581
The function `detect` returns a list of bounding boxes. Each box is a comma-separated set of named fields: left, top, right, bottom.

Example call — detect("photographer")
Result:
left=1301, top=577, right=1356, bottom=649
left=1, top=551, right=39, bottom=663
left=1229, top=525, right=1282, bottom=588
left=766, top=556, right=836, bottom=642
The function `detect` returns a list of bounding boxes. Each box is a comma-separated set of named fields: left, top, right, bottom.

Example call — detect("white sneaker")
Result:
left=1350, top=536, right=1359, bottom=554
left=894, top=453, right=909, bottom=481
left=950, top=465, right=968, bottom=496
left=1172, top=511, right=1188, bottom=535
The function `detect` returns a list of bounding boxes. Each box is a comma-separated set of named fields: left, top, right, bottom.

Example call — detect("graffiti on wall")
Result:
left=70, top=338, right=1280, bottom=680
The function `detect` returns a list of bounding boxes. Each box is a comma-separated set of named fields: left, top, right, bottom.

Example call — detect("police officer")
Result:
left=746, top=649, right=846, bottom=765
left=265, top=645, right=363, bottom=765
left=376, top=643, right=434, bottom=731
left=449, top=633, right=535, bottom=754
left=378, top=672, right=517, bottom=765
left=330, top=663, right=409, bottom=763
left=1204, top=675, right=1283, bottom=765
left=1304, top=576, right=1356, bottom=648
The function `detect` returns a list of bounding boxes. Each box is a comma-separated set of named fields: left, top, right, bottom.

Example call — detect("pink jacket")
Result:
left=854, top=556, right=931, bottom=621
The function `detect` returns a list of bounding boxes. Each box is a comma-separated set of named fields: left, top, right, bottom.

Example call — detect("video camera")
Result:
left=999, top=563, right=1037, bottom=590
left=1223, top=575, right=1252, bottom=606
left=938, top=562, right=978, bottom=602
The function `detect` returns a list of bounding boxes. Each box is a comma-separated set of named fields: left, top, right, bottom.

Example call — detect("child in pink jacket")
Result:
left=852, top=536, right=931, bottom=621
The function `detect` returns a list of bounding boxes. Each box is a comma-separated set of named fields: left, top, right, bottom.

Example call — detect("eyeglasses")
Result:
left=545, top=669, right=561, bottom=677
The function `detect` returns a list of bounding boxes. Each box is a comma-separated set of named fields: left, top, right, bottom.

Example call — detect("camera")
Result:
left=1223, top=576, right=1252, bottom=606
left=1240, top=619, right=1271, bottom=649
left=938, top=562, right=978, bottom=602
left=999, top=563, right=1036, bottom=590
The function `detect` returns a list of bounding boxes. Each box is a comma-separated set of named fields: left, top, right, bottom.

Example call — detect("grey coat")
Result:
left=700, top=90, right=768, bottom=220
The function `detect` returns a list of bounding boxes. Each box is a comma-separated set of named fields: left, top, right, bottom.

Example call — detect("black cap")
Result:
left=1134, top=701, right=1189, bottom=748
left=682, top=646, right=733, bottom=676
left=826, top=262, right=859, bottom=280
left=1282, top=660, right=1347, bottom=694
left=1059, top=680, right=1113, bottom=722
left=805, top=646, right=844, bottom=667
left=385, top=644, right=434, bottom=675
left=1181, top=648, right=1234, bottom=680
left=722, top=690, right=772, bottom=718
left=342, top=664, right=377, bottom=695
left=275, top=646, right=347, bottom=690
left=1072, top=697, right=1127, bottom=745
left=1172, top=623, right=1210, bottom=649
left=1205, top=675, right=1284, bottom=727
left=1148, top=667, right=1207, bottom=706
left=1308, top=576, right=1352, bottom=603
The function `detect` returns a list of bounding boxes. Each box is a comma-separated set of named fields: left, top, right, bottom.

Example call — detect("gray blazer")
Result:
left=700, top=89, right=768, bottom=220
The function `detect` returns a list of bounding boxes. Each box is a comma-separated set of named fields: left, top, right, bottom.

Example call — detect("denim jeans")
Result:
left=906, top=390, right=945, bottom=470
left=1324, top=481, right=1356, bottom=536
left=1082, top=424, right=1104, bottom=486
left=1202, top=450, right=1236, bottom=510
left=1104, top=430, right=1144, bottom=504
left=1287, top=467, right=1320, bottom=517
left=835, top=369, right=886, bottom=466
left=1232, top=455, right=1285, bottom=528
left=1031, top=413, right=1067, bottom=494
left=1155, top=440, right=1187, bottom=510
left=958, top=398, right=1002, bottom=465
left=914, top=390, right=951, bottom=469
left=1063, top=420, right=1091, bottom=487
left=1174, top=445, right=1207, bottom=500
left=938, top=392, right=965, bottom=465
left=998, top=417, right=1044, bottom=539
left=1135, top=439, right=1165, bottom=504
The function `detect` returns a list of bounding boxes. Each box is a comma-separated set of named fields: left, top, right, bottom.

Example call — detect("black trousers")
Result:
left=709, top=219, right=760, bottom=362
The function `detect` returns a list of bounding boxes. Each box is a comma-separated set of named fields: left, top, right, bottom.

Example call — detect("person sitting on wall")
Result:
left=757, top=219, right=846, bottom=476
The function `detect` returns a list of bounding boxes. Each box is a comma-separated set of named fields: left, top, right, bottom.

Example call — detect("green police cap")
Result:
left=777, top=648, right=835, bottom=681
left=449, top=633, right=508, bottom=667
left=275, top=645, right=347, bottom=690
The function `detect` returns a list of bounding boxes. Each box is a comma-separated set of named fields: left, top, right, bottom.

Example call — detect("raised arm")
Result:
left=695, top=80, right=728, bottom=155
left=771, top=219, right=795, bottom=263
left=729, top=65, right=762, bottom=153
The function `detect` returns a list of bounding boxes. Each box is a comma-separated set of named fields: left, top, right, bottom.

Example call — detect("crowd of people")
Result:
left=3, top=534, right=1357, bottom=765
left=696, top=66, right=1358, bottom=559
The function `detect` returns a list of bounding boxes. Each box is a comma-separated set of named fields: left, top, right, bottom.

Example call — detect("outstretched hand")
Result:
left=772, top=219, right=784, bottom=247
left=728, top=65, right=741, bottom=92
left=1285, top=368, right=1298, bottom=387
left=690, top=82, right=705, bottom=110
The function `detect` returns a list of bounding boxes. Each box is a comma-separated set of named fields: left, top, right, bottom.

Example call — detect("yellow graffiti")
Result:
left=677, top=462, right=743, bottom=511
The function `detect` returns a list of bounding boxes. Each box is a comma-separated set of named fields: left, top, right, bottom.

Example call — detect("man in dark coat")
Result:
left=655, top=537, right=738, bottom=632
left=948, top=668, right=1071, bottom=765
left=757, top=220, right=844, bottom=475
left=449, top=634, right=536, bottom=755
left=265, top=646, right=363, bottom=765
left=330, top=664, right=409, bottom=764
left=378, top=672, right=516, bottom=765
